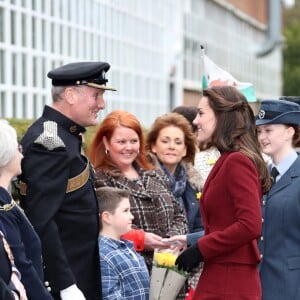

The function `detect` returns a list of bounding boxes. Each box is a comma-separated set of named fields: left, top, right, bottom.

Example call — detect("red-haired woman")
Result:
left=88, top=110, right=187, bottom=269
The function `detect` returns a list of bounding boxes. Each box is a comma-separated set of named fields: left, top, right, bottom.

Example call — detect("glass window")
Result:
left=0, top=7, right=3, bottom=42
left=33, top=57, right=37, bottom=86
left=12, top=92, right=17, bottom=118
left=33, top=94, right=37, bottom=118
left=22, top=53, right=26, bottom=86
left=22, top=94, right=27, bottom=117
left=0, top=92, right=4, bottom=115
left=11, top=10, right=16, bottom=45
left=0, top=50, right=4, bottom=84
left=12, top=53, right=17, bottom=85
left=21, top=13, right=26, bottom=46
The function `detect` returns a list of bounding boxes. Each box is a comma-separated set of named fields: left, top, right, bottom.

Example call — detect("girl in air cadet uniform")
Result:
left=256, top=99, right=300, bottom=300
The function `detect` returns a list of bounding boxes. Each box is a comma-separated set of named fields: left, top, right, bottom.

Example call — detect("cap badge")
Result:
left=258, top=110, right=266, bottom=119
left=102, top=70, right=106, bottom=79
left=69, top=125, right=77, bottom=133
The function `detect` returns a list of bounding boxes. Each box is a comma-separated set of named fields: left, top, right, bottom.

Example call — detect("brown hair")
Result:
left=88, top=110, right=152, bottom=172
left=203, top=86, right=271, bottom=193
left=96, top=186, right=130, bottom=230
left=146, top=112, right=196, bottom=164
left=172, top=106, right=198, bottom=133
left=286, top=124, right=300, bottom=147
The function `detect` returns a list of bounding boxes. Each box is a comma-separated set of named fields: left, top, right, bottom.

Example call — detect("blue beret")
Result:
left=47, top=61, right=116, bottom=91
left=256, top=99, right=300, bottom=126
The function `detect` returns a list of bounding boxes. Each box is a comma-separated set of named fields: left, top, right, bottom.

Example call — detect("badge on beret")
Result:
left=258, top=110, right=266, bottom=119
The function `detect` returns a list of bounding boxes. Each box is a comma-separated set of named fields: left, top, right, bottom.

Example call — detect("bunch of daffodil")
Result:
left=154, top=252, right=177, bottom=268
left=150, top=250, right=187, bottom=300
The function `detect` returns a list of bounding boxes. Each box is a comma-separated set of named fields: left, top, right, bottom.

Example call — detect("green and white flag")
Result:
left=201, top=48, right=256, bottom=102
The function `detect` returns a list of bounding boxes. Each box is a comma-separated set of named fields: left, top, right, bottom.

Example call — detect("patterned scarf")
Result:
left=159, top=161, right=187, bottom=210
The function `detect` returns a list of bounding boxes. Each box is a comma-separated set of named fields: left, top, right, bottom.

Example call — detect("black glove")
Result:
left=175, top=243, right=203, bottom=272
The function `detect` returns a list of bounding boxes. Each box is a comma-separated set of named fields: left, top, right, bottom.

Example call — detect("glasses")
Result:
left=18, top=144, right=23, bottom=154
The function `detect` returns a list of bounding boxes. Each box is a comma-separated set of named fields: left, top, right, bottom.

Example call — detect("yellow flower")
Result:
left=207, top=158, right=216, bottom=165
left=196, top=192, right=202, bottom=200
left=154, top=252, right=177, bottom=268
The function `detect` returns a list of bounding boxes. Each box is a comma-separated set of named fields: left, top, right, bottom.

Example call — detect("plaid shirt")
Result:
left=99, top=236, right=150, bottom=300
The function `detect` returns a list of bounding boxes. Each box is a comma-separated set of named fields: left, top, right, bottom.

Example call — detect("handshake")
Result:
left=175, top=243, right=203, bottom=273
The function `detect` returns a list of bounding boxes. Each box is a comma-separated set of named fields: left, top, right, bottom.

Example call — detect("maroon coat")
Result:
left=194, top=152, right=262, bottom=299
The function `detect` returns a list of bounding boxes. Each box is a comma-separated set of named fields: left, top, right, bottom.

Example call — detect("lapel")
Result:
left=202, top=152, right=230, bottom=194
left=267, top=156, right=300, bottom=197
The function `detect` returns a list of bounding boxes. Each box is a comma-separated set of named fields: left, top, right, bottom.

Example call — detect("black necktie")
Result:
left=271, top=167, right=279, bottom=186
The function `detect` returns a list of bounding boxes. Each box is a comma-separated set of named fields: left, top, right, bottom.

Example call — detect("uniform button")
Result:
left=262, top=200, right=266, bottom=205
left=260, top=236, right=264, bottom=241
left=44, top=281, right=49, bottom=287
left=260, top=254, right=263, bottom=259
left=47, top=287, right=52, bottom=292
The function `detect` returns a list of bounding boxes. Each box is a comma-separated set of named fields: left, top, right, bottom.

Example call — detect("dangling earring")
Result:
left=137, top=149, right=140, bottom=155
left=105, top=149, right=109, bottom=156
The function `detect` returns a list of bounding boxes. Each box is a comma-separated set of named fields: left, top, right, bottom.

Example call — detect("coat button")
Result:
left=262, top=218, right=264, bottom=223
left=44, top=281, right=49, bottom=287
left=260, top=236, right=264, bottom=241
left=47, top=286, right=52, bottom=292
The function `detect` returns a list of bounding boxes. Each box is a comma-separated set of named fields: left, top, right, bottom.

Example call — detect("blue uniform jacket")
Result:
left=0, top=220, right=14, bottom=300
left=0, top=187, right=52, bottom=299
left=259, top=155, right=300, bottom=300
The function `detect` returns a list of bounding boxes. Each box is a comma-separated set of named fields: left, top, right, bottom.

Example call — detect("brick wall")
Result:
left=224, top=0, right=268, bottom=24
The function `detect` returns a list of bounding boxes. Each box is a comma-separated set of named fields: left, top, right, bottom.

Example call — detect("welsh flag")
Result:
left=200, top=47, right=256, bottom=102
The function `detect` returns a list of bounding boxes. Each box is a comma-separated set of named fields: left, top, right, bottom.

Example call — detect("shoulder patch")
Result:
left=34, top=121, right=65, bottom=150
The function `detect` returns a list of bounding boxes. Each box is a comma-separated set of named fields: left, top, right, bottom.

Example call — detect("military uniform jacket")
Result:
left=0, top=188, right=52, bottom=299
left=19, top=105, right=101, bottom=299
left=259, top=156, right=300, bottom=300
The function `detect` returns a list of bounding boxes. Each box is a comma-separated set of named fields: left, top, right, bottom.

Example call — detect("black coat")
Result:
left=0, top=189, right=52, bottom=299
left=19, top=105, right=101, bottom=300
left=0, top=221, right=14, bottom=300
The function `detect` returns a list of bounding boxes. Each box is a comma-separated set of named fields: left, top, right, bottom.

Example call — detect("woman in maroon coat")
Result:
left=176, top=86, right=271, bottom=300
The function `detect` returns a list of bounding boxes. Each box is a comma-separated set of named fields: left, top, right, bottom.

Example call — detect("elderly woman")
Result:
left=0, top=122, right=52, bottom=300
left=88, top=110, right=187, bottom=268
left=146, top=112, right=204, bottom=247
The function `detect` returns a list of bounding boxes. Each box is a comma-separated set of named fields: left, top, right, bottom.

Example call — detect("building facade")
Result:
left=0, top=0, right=282, bottom=127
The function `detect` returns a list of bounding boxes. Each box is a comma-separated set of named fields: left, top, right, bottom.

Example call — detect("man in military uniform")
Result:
left=18, top=62, right=116, bottom=300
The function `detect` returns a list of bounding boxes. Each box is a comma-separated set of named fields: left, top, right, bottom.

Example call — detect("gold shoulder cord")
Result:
left=0, top=230, right=15, bottom=264
left=0, top=200, right=17, bottom=211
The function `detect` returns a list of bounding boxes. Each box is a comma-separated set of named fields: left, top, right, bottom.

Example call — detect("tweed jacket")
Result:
left=94, top=163, right=187, bottom=268
left=148, top=154, right=203, bottom=236
left=259, top=156, right=300, bottom=300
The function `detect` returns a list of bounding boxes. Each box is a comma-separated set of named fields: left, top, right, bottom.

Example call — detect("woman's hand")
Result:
left=144, top=232, right=169, bottom=250
left=161, top=235, right=187, bottom=252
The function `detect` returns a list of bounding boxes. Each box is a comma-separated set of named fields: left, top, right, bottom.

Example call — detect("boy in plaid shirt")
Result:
left=97, top=187, right=150, bottom=300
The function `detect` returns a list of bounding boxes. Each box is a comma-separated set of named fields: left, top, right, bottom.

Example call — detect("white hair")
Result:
left=0, top=121, right=18, bottom=168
